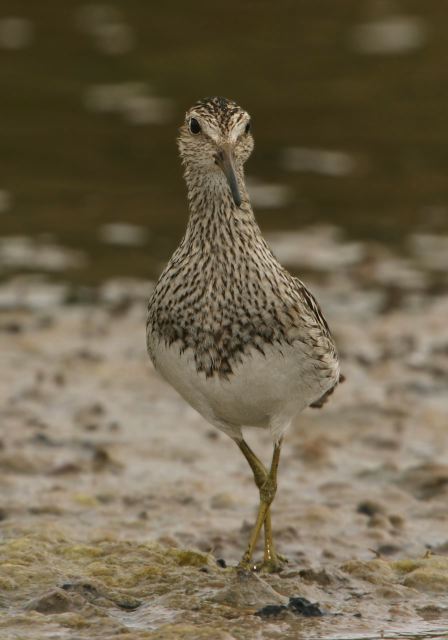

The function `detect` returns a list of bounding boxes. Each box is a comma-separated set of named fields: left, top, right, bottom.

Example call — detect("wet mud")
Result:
left=1, top=233, right=448, bottom=639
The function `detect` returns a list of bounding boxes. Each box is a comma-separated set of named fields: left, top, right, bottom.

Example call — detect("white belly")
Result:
left=149, top=338, right=339, bottom=441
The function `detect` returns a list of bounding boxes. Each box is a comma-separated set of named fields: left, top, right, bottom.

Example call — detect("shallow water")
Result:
left=1, top=1, right=448, bottom=282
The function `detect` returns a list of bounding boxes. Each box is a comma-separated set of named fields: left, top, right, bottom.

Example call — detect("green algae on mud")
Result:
left=0, top=528, right=213, bottom=594
left=342, top=557, right=448, bottom=593
left=393, top=557, right=448, bottom=593
left=2, top=525, right=448, bottom=639
left=0, top=527, right=226, bottom=637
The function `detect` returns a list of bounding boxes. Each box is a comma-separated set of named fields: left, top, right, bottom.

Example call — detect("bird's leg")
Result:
left=237, top=439, right=268, bottom=493
left=262, top=502, right=287, bottom=572
left=237, top=438, right=285, bottom=572
left=258, top=438, right=287, bottom=573
left=237, top=439, right=276, bottom=560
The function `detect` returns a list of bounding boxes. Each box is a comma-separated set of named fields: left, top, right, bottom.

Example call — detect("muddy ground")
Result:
left=1, top=231, right=448, bottom=639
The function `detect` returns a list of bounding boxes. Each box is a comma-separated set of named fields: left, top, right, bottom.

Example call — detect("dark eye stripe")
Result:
left=245, top=121, right=251, bottom=134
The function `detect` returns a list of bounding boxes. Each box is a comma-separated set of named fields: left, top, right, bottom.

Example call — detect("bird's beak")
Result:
left=215, top=145, right=242, bottom=207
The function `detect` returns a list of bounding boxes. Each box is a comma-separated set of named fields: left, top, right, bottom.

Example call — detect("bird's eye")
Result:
left=189, top=118, right=201, bottom=134
left=245, top=121, right=251, bottom=134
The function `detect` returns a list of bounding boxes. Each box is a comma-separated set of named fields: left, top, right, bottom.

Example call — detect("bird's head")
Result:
left=178, top=96, right=254, bottom=207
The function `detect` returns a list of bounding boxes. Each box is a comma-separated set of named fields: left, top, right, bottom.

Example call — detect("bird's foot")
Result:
left=256, top=552, right=288, bottom=574
left=237, top=559, right=257, bottom=573
left=237, top=553, right=288, bottom=573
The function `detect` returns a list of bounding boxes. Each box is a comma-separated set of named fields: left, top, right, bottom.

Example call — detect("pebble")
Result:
left=256, top=597, right=324, bottom=619
left=288, top=596, right=324, bottom=617
left=357, top=500, right=386, bottom=517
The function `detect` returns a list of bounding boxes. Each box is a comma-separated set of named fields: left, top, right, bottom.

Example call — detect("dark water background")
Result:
left=1, top=0, right=447, bottom=282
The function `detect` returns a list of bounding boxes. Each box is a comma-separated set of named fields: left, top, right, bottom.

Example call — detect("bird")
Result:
left=146, top=96, right=342, bottom=572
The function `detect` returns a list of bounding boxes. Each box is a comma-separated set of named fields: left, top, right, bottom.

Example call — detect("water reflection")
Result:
left=246, top=177, right=293, bottom=209
left=0, top=16, right=33, bottom=50
left=266, top=225, right=363, bottom=271
left=84, top=83, right=173, bottom=125
left=410, top=234, right=448, bottom=272
left=351, top=14, right=428, bottom=55
left=0, top=236, right=86, bottom=272
left=0, top=190, right=12, bottom=214
left=75, top=3, right=135, bottom=55
left=282, top=148, right=356, bottom=177
left=98, top=222, right=149, bottom=247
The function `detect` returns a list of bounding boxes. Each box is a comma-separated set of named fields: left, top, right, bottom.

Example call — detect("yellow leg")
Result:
left=263, top=510, right=275, bottom=562
left=237, top=439, right=271, bottom=568
left=237, top=438, right=285, bottom=572
left=237, top=439, right=267, bottom=490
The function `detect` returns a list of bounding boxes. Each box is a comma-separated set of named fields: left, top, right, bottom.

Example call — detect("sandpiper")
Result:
left=147, top=97, right=342, bottom=572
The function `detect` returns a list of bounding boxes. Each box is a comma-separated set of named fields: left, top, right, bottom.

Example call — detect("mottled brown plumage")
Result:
left=146, top=97, right=342, bottom=571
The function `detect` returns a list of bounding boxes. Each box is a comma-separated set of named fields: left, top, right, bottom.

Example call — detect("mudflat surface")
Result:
left=1, top=230, right=448, bottom=639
